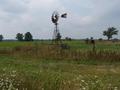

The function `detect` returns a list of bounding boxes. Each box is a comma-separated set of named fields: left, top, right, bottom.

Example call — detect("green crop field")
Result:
left=0, top=40, right=120, bottom=90
left=0, top=40, right=120, bottom=50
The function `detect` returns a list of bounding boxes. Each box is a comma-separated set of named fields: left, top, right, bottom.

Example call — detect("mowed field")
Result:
left=0, top=40, right=120, bottom=90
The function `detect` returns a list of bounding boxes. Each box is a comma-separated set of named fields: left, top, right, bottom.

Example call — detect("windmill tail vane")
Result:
left=61, top=13, right=67, bottom=18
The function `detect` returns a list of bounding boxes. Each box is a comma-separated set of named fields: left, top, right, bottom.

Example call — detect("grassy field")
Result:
left=0, top=40, right=120, bottom=90
left=0, top=40, right=120, bottom=50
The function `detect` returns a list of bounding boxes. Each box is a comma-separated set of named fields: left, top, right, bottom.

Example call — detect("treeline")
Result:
left=0, top=26, right=119, bottom=41
left=16, top=32, right=33, bottom=41
left=0, top=35, right=3, bottom=41
left=0, top=32, right=33, bottom=41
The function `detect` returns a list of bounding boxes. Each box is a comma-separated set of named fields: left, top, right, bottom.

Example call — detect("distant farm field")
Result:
left=0, top=40, right=120, bottom=90
left=0, top=40, right=120, bottom=50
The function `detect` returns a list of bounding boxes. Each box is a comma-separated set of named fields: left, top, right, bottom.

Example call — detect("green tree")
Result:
left=103, top=27, right=118, bottom=40
left=16, top=33, right=24, bottom=41
left=24, top=32, right=33, bottom=41
left=0, top=35, right=3, bottom=41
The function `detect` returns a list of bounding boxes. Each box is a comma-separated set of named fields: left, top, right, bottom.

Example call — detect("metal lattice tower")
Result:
left=51, top=11, right=67, bottom=44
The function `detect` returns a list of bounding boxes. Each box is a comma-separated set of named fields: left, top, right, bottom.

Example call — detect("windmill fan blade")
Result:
left=61, top=13, right=67, bottom=18
left=51, top=11, right=59, bottom=24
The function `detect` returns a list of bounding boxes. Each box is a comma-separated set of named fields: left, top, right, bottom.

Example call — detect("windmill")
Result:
left=51, top=11, right=67, bottom=44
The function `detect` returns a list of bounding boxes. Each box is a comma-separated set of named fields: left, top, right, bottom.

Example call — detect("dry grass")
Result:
left=6, top=44, right=119, bottom=63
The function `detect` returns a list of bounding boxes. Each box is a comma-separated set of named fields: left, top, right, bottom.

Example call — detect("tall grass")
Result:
left=0, top=42, right=120, bottom=65
left=6, top=44, right=119, bottom=63
left=0, top=41, right=120, bottom=90
left=0, top=66, right=120, bottom=90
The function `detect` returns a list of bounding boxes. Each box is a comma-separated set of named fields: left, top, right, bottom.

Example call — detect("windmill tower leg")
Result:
left=52, top=24, right=57, bottom=44
left=52, top=23, right=62, bottom=44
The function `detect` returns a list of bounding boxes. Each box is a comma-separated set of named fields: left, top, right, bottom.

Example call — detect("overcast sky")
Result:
left=0, top=0, right=120, bottom=39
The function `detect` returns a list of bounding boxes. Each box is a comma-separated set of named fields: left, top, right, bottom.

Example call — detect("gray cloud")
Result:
left=0, top=0, right=27, bottom=14
left=0, top=0, right=120, bottom=39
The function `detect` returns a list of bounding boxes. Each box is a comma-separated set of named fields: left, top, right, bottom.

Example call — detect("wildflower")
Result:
left=95, top=80, right=100, bottom=83
left=63, top=81, right=66, bottom=85
left=76, top=77, right=80, bottom=80
left=2, top=68, right=6, bottom=71
left=68, top=80, right=71, bottom=84
left=81, top=80, right=85, bottom=83
left=12, top=70, right=16, bottom=73
left=78, top=75, right=82, bottom=78
left=82, top=87, right=86, bottom=90
left=94, top=75, right=98, bottom=78
left=42, top=88, right=44, bottom=90
left=114, top=87, right=118, bottom=90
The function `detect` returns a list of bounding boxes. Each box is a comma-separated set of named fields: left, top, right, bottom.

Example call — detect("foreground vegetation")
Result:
left=0, top=40, right=120, bottom=90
